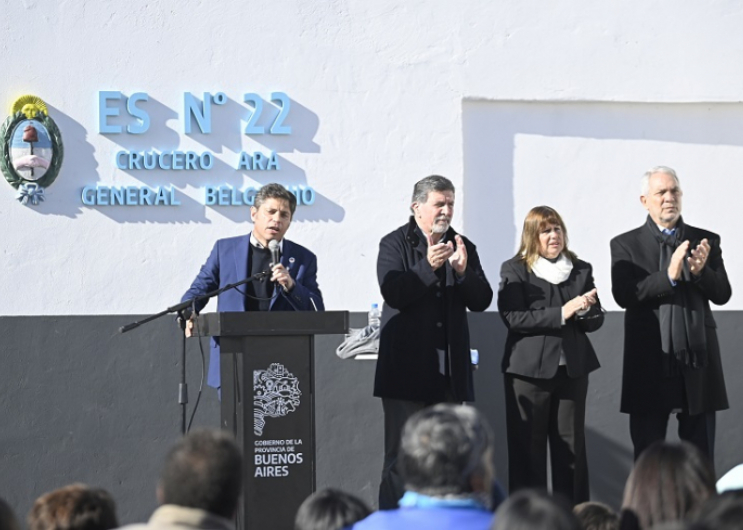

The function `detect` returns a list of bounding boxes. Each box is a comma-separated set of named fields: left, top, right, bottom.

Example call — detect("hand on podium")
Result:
left=182, top=312, right=196, bottom=337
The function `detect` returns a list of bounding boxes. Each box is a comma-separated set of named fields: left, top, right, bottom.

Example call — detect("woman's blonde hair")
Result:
left=516, top=206, right=577, bottom=271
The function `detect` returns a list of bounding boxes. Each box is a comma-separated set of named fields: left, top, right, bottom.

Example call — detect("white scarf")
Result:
left=531, top=254, right=573, bottom=284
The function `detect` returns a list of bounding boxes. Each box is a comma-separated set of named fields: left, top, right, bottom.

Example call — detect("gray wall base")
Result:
left=1, top=312, right=741, bottom=523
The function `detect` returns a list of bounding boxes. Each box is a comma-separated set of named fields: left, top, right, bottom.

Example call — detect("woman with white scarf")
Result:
left=498, top=206, right=604, bottom=505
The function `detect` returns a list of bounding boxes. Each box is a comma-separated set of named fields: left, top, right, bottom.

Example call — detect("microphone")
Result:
left=268, top=239, right=289, bottom=292
left=268, top=239, right=281, bottom=268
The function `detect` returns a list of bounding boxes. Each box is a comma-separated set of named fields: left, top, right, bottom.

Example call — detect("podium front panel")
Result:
left=220, top=335, right=314, bottom=530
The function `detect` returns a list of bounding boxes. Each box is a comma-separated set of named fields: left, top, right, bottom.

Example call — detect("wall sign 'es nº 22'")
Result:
left=1, top=92, right=317, bottom=207
left=92, top=91, right=317, bottom=208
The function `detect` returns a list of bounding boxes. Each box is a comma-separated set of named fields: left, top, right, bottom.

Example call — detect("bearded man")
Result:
left=374, top=175, right=493, bottom=509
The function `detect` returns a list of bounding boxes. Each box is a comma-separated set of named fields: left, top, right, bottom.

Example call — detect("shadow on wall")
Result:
left=586, top=428, right=633, bottom=509
left=583, top=314, right=634, bottom=508
left=470, top=312, right=509, bottom=490
left=240, top=97, right=321, bottom=154
left=24, top=95, right=342, bottom=223
left=461, top=102, right=518, bottom=286
left=461, top=99, right=743, bottom=294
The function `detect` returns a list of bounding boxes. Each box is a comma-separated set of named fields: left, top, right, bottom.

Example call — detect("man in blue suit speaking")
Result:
left=181, top=183, right=324, bottom=389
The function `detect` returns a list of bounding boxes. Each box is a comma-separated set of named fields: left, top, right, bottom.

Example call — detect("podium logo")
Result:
left=253, top=363, right=302, bottom=436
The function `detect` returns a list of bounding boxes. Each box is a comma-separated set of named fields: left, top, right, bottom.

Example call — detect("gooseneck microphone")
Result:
left=268, top=239, right=281, bottom=267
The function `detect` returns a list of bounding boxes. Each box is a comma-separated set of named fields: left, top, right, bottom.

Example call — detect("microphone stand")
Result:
left=119, top=270, right=272, bottom=436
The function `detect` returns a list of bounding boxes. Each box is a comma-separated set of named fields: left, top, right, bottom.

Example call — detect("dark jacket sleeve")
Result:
left=497, top=259, right=562, bottom=333
left=279, top=252, right=325, bottom=311
left=377, top=233, right=441, bottom=310
left=455, top=237, right=493, bottom=312
left=610, top=236, right=674, bottom=309
left=576, top=264, right=604, bottom=333
left=181, top=241, right=220, bottom=314
left=691, top=236, right=731, bottom=306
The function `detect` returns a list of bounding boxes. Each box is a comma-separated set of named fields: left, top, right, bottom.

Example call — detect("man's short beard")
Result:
left=431, top=219, right=450, bottom=234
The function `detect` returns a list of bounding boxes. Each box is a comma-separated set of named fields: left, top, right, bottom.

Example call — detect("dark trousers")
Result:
left=629, top=411, right=716, bottom=464
left=378, top=395, right=457, bottom=510
left=504, top=368, right=589, bottom=504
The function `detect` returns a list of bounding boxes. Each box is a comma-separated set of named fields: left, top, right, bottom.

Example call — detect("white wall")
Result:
left=2, top=0, right=742, bottom=315
left=463, top=101, right=743, bottom=310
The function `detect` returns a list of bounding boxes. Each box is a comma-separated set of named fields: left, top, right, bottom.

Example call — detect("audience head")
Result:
left=0, top=497, right=20, bottom=530
left=158, top=429, right=243, bottom=519
left=28, top=484, right=117, bottom=530
left=621, top=441, right=716, bottom=530
left=493, top=489, right=582, bottom=530
left=294, top=488, right=371, bottom=530
left=573, top=502, right=619, bottom=530
left=645, top=523, right=704, bottom=530
left=399, top=403, right=494, bottom=500
left=694, top=489, right=743, bottom=530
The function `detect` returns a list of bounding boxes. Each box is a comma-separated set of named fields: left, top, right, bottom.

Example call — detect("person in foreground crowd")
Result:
left=118, top=429, right=242, bottom=530
left=694, top=489, right=743, bottom=530
left=492, top=489, right=582, bottom=530
left=573, top=502, right=619, bottom=530
left=611, top=166, right=731, bottom=462
left=0, top=497, right=20, bottom=530
left=351, top=404, right=496, bottom=529
left=620, top=441, right=716, bottom=530
left=28, top=484, right=118, bottom=530
left=294, top=488, right=371, bottom=530
left=181, top=183, right=324, bottom=389
left=498, top=206, right=603, bottom=504
left=374, top=175, right=493, bottom=509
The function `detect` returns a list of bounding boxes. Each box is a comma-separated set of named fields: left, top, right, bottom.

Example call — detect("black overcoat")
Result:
left=374, top=218, right=493, bottom=402
left=610, top=222, right=731, bottom=415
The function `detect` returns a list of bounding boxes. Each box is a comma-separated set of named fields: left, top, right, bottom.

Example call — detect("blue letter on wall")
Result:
left=184, top=92, right=212, bottom=134
left=126, top=92, right=150, bottom=134
left=99, top=91, right=122, bottom=134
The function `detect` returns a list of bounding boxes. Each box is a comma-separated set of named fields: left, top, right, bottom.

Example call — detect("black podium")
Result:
left=197, top=311, right=349, bottom=530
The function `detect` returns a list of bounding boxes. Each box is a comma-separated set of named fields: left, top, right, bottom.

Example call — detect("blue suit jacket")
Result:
left=181, top=234, right=324, bottom=388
